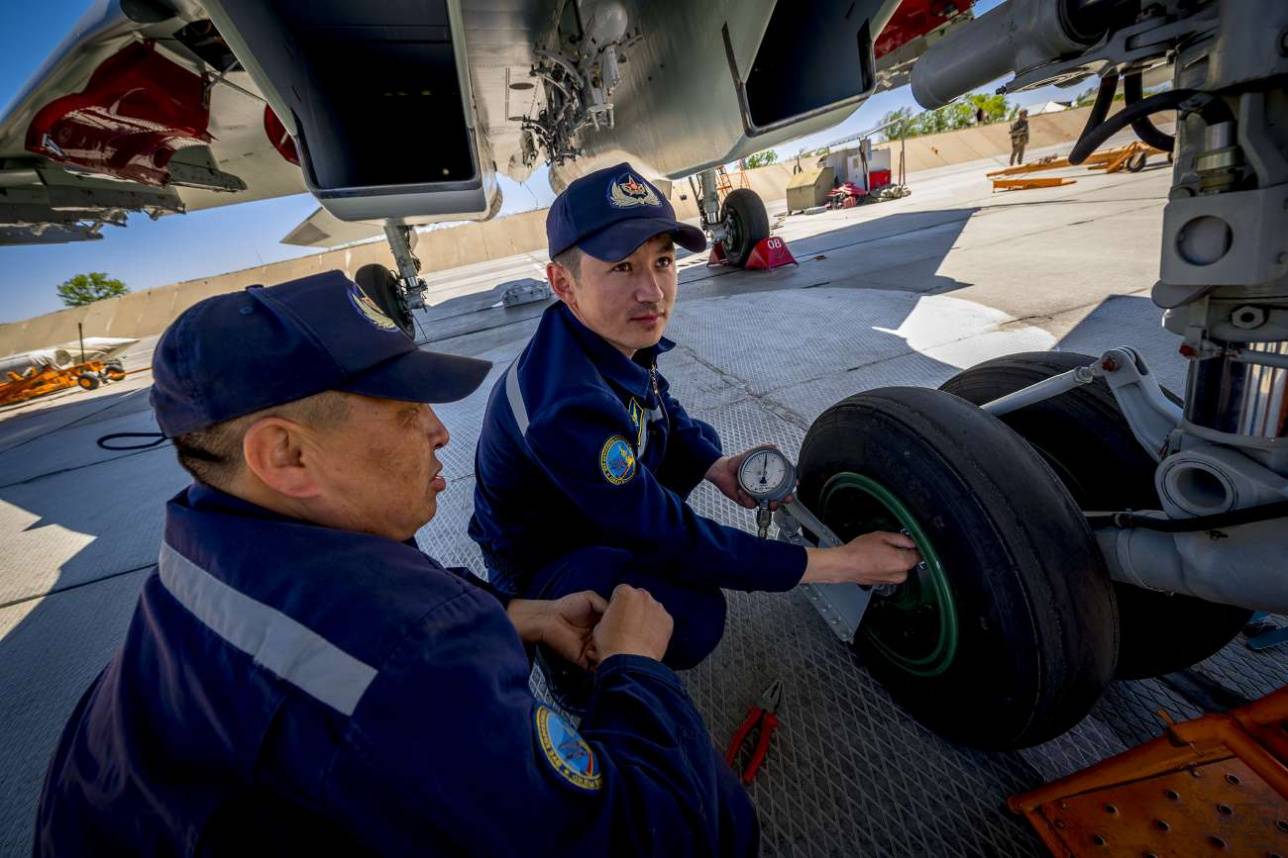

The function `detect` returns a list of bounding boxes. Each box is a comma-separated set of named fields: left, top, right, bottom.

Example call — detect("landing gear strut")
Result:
left=695, top=168, right=769, bottom=268
left=369, top=221, right=426, bottom=340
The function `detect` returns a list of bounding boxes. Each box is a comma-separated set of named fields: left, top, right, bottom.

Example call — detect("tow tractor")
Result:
left=723, top=0, right=1288, bottom=753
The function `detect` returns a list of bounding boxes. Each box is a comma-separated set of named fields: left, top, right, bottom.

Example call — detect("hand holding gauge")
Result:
left=735, top=445, right=798, bottom=538
left=736, top=446, right=918, bottom=596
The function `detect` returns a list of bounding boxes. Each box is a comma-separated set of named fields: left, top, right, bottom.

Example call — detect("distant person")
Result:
left=975, top=106, right=986, bottom=125
left=35, top=272, right=759, bottom=856
left=468, top=163, right=920, bottom=706
left=1010, top=109, right=1030, bottom=165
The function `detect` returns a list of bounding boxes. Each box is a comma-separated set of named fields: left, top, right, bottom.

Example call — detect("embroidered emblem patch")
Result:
left=607, top=172, right=661, bottom=209
left=599, top=435, right=636, bottom=485
left=347, top=282, right=399, bottom=332
left=627, top=398, right=647, bottom=458
left=535, top=705, right=602, bottom=791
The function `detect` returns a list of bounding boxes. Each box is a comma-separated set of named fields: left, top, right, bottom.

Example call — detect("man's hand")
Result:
left=593, top=584, right=674, bottom=662
left=801, top=531, right=921, bottom=587
left=705, top=450, right=794, bottom=510
left=507, top=591, right=608, bottom=669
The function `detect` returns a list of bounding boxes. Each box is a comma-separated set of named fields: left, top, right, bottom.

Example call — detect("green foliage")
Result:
left=880, top=92, right=1014, bottom=142
left=1073, top=86, right=1126, bottom=107
left=744, top=149, right=779, bottom=169
left=55, top=272, right=129, bottom=307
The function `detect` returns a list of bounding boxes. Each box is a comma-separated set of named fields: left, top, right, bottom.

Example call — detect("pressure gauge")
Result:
left=738, top=445, right=796, bottom=504
left=738, top=446, right=796, bottom=539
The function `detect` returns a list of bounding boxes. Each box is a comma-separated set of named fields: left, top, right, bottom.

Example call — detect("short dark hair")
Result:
left=172, top=390, right=350, bottom=488
left=553, top=246, right=582, bottom=280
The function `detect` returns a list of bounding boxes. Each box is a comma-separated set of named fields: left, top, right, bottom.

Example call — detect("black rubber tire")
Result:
left=354, top=263, right=415, bottom=339
left=1126, top=151, right=1148, bottom=172
left=720, top=188, right=769, bottom=268
left=799, top=387, right=1118, bottom=750
left=940, top=352, right=1252, bottom=679
left=77, top=373, right=100, bottom=391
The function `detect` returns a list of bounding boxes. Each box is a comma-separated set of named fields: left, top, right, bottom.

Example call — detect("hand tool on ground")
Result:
left=725, top=679, right=783, bottom=785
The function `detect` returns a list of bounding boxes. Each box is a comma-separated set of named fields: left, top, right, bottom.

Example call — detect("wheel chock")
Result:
left=707, top=241, right=728, bottom=266
left=1008, top=687, right=1288, bottom=857
left=744, top=236, right=798, bottom=271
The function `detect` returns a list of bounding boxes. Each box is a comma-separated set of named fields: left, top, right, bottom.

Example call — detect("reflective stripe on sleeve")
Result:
left=157, top=542, right=377, bottom=716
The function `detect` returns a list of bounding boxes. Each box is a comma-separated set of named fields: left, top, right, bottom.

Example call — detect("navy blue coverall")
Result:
left=470, top=303, right=807, bottom=668
left=35, top=483, right=757, bottom=856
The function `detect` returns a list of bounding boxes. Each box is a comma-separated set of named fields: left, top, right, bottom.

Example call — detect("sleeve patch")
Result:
left=599, top=435, right=637, bottom=485
left=534, top=705, right=603, bottom=791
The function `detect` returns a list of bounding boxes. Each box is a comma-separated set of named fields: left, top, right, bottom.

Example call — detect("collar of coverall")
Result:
left=553, top=302, right=674, bottom=398
left=182, top=481, right=425, bottom=550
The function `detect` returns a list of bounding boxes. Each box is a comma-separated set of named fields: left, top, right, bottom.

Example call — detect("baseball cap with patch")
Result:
left=147, top=270, right=491, bottom=437
left=546, top=161, right=706, bottom=262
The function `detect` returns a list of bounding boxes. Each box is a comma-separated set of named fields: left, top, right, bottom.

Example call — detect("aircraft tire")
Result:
left=941, top=352, right=1252, bottom=679
left=720, top=189, right=769, bottom=268
left=354, top=264, right=415, bottom=339
left=798, top=386, right=1117, bottom=750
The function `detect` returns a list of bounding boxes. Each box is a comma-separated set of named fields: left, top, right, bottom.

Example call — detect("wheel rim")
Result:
left=724, top=206, right=745, bottom=257
left=818, top=472, right=959, bottom=677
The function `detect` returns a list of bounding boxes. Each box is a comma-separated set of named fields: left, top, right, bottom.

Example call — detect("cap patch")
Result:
left=600, top=434, right=636, bottom=485
left=607, top=172, right=661, bottom=209
left=534, top=705, right=602, bottom=791
left=347, top=282, right=399, bottom=332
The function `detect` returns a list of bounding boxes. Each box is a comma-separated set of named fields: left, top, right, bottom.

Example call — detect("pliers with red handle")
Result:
left=724, top=679, right=783, bottom=785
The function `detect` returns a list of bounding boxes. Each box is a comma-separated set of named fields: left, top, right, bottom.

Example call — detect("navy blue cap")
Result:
left=149, top=270, right=492, bottom=437
left=547, top=162, right=706, bottom=262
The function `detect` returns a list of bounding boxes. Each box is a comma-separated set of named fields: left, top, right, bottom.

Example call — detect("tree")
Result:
left=880, top=92, right=1013, bottom=142
left=880, top=106, right=916, bottom=140
left=56, top=272, right=129, bottom=307
left=744, top=149, right=779, bottom=169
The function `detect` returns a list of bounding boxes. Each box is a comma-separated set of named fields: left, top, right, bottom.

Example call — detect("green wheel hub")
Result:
left=818, top=472, right=959, bottom=677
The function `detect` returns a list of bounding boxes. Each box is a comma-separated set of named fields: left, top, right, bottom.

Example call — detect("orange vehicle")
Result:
left=0, top=359, right=127, bottom=406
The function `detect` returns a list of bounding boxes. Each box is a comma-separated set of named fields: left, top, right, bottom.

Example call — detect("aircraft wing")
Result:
left=4, top=0, right=970, bottom=250
left=0, top=0, right=307, bottom=246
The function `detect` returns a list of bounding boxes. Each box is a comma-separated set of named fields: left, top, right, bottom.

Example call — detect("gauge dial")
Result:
left=737, top=446, right=795, bottom=501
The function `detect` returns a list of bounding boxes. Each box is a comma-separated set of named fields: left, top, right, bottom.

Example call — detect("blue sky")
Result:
left=1, top=0, right=1067, bottom=324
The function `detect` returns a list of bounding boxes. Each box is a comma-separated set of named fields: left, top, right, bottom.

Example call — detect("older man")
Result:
left=470, top=163, right=919, bottom=684
left=35, top=271, right=758, bottom=856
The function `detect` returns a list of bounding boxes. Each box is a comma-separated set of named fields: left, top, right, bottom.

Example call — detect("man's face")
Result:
left=551, top=234, right=677, bottom=356
left=307, top=395, right=450, bottom=541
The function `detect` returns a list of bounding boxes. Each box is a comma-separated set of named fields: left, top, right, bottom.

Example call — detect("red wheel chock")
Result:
left=707, top=241, right=728, bottom=266
left=744, top=236, right=798, bottom=271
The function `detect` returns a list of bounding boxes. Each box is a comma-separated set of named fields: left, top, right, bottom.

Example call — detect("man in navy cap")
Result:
left=35, top=270, right=760, bottom=856
left=469, top=163, right=920, bottom=683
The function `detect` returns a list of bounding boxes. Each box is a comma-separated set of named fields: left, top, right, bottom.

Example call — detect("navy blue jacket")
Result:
left=469, top=302, right=806, bottom=593
left=35, top=483, right=756, bottom=856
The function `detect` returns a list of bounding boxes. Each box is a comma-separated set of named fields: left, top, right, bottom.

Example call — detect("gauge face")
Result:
left=737, top=447, right=794, bottom=500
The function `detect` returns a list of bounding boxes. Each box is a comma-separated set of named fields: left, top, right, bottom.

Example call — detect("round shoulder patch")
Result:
left=599, top=435, right=637, bottom=485
left=534, top=705, right=602, bottom=791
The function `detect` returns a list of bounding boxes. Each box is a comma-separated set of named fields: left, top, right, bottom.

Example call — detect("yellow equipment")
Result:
left=0, top=359, right=131, bottom=407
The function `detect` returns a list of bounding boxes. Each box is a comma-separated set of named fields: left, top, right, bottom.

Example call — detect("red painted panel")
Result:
left=263, top=105, right=300, bottom=166
left=25, top=41, right=212, bottom=186
left=876, top=0, right=972, bottom=58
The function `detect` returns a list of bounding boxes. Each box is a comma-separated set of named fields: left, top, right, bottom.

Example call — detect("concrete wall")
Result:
left=0, top=110, right=1094, bottom=356
left=874, top=106, right=1095, bottom=173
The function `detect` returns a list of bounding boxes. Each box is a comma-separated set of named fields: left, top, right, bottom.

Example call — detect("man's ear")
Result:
left=241, top=417, right=321, bottom=498
left=546, top=261, right=577, bottom=306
